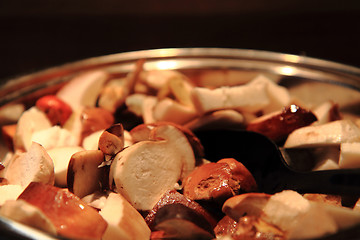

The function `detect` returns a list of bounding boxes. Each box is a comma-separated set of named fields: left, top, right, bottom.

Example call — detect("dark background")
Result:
left=1, top=0, right=360, bottom=83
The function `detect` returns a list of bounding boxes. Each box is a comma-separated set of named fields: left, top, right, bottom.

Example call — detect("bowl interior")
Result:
left=1, top=48, right=360, bottom=239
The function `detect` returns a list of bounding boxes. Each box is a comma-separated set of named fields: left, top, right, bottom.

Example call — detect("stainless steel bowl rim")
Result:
left=1, top=47, right=360, bottom=239
left=1, top=47, right=360, bottom=106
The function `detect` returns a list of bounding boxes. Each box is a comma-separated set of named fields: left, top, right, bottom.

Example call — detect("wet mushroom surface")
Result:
left=1, top=55, right=360, bottom=240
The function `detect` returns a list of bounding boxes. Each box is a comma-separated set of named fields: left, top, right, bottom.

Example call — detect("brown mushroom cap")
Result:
left=218, top=158, right=257, bottom=192
left=145, top=190, right=217, bottom=230
left=183, top=158, right=257, bottom=203
left=246, top=104, right=317, bottom=143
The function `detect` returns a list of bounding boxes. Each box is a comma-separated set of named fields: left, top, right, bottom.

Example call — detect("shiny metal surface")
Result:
left=1, top=48, right=360, bottom=239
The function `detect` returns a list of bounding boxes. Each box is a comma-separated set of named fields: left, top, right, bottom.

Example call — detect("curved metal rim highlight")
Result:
left=3, top=47, right=360, bottom=84
left=2, top=48, right=360, bottom=106
left=1, top=48, right=360, bottom=239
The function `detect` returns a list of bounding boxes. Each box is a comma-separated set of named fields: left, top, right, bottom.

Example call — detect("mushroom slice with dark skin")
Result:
left=18, top=182, right=107, bottom=240
left=35, top=95, right=73, bottom=126
left=246, top=104, right=317, bottom=143
left=98, top=123, right=125, bottom=156
left=145, top=190, right=217, bottom=230
left=183, top=158, right=257, bottom=204
left=67, top=150, right=108, bottom=198
left=64, top=107, right=114, bottom=145
left=109, top=124, right=196, bottom=211
left=153, top=203, right=215, bottom=240
left=130, top=121, right=204, bottom=164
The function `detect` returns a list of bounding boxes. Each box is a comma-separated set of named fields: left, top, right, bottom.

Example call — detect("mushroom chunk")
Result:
left=109, top=124, right=196, bottom=211
left=18, top=182, right=107, bottom=240
left=183, top=158, right=257, bottom=203
left=35, top=95, right=73, bottom=126
left=145, top=190, right=217, bottom=231
left=153, top=203, right=215, bottom=240
left=4, top=142, right=54, bottom=187
left=99, top=192, right=151, bottom=240
left=284, top=119, right=360, bottom=148
left=67, top=150, right=107, bottom=199
left=246, top=104, right=317, bottom=143
left=98, top=123, right=125, bottom=156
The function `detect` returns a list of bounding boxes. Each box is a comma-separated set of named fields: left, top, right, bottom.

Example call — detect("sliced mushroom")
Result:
left=13, top=107, right=52, bottom=151
left=0, top=184, right=24, bottom=206
left=153, top=98, right=197, bottom=125
left=0, top=199, right=57, bottom=235
left=191, top=80, right=270, bottom=114
left=213, top=215, right=238, bottom=237
left=98, top=124, right=125, bottom=156
left=140, top=70, right=189, bottom=91
left=246, top=104, right=317, bottom=143
left=18, top=182, right=108, bottom=240
left=303, top=193, right=342, bottom=207
left=142, top=96, right=158, bottom=124
left=64, top=107, right=114, bottom=145
left=30, top=126, right=78, bottom=150
left=322, top=202, right=360, bottom=230
left=125, top=93, right=147, bottom=117
left=157, top=74, right=195, bottom=107
left=218, top=158, right=257, bottom=192
left=262, top=190, right=338, bottom=239
left=130, top=122, right=204, bottom=163
left=284, top=119, right=360, bottom=148
left=35, top=95, right=73, bottom=126
left=153, top=203, right=215, bottom=240
left=222, top=193, right=271, bottom=222
left=183, top=158, right=257, bottom=204
left=183, top=159, right=226, bottom=199
left=191, top=69, right=259, bottom=88
left=145, top=190, right=217, bottom=231
left=82, top=130, right=104, bottom=150
left=312, top=100, right=342, bottom=126
left=149, top=124, right=196, bottom=179
left=339, top=142, right=360, bottom=169
left=4, top=142, right=54, bottom=187
left=185, top=109, right=245, bottom=131
left=98, top=60, right=145, bottom=113
left=109, top=141, right=182, bottom=211
left=109, top=124, right=195, bottom=211
left=250, top=74, right=291, bottom=114
left=214, top=215, right=285, bottom=240
left=99, top=192, right=151, bottom=240
left=56, top=70, right=109, bottom=110
left=47, top=146, right=84, bottom=187
left=80, top=107, right=114, bottom=140
left=98, top=78, right=128, bottom=113
left=67, top=150, right=107, bottom=199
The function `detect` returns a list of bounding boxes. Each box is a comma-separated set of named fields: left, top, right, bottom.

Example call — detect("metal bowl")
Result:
left=2, top=48, right=360, bottom=106
left=1, top=48, right=360, bottom=239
